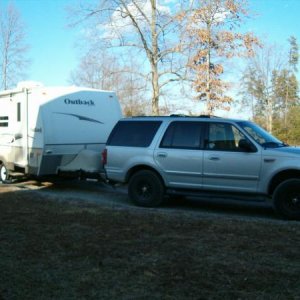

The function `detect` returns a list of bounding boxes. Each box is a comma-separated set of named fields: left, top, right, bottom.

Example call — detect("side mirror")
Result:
left=238, top=139, right=256, bottom=152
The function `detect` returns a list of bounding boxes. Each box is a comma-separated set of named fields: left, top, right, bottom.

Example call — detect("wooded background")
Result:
left=1, top=0, right=299, bottom=144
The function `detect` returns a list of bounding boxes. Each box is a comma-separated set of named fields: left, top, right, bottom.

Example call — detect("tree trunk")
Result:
left=1, top=62, right=7, bottom=90
left=206, top=52, right=212, bottom=115
left=150, top=0, right=159, bottom=115
left=151, top=65, right=160, bottom=115
left=206, top=22, right=212, bottom=115
left=2, top=34, right=9, bottom=90
left=267, top=98, right=273, bottom=133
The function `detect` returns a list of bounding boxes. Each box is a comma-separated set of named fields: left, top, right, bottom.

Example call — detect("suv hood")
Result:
left=266, top=146, right=300, bottom=157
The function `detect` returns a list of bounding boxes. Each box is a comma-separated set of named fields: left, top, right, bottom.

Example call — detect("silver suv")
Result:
left=103, top=116, right=300, bottom=220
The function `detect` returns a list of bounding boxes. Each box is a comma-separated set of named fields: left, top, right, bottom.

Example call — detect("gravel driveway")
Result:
left=0, top=178, right=279, bottom=222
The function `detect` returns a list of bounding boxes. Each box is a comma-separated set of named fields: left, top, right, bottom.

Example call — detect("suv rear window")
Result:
left=160, top=121, right=203, bottom=149
left=107, top=121, right=162, bottom=147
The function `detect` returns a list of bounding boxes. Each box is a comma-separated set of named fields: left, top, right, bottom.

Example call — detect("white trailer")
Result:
left=0, top=82, right=122, bottom=182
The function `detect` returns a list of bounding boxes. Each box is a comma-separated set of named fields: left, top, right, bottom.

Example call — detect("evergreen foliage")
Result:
left=240, top=36, right=300, bottom=144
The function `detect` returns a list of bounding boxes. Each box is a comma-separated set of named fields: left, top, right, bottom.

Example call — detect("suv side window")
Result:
left=206, top=123, right=246, bottom=151
left=107, top=121, right=162, bottom=147
left=160, top=121, right=203, bottom=149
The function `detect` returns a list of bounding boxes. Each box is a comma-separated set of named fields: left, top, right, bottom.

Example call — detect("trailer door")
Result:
left=12, top=95, right=28, bottom=168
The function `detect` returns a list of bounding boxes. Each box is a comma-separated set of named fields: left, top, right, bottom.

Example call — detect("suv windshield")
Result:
left=237, top=121, right=287, bottom=148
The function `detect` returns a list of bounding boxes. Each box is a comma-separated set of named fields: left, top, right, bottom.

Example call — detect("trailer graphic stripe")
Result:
left=54, top=112, right=104, bottom=124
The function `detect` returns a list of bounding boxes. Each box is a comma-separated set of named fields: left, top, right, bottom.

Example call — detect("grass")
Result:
left=0, top=188, right=299, bottom=299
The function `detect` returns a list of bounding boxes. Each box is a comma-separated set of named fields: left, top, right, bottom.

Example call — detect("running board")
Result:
left=166, top=188, right=269, bottom=203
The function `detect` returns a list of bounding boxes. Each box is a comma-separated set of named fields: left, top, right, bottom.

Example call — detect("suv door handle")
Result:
left=209, top=157, right=220, bottom=161
left=157, top=152, right=167, bottom=158
left=264, top=158, right=275, bottom=163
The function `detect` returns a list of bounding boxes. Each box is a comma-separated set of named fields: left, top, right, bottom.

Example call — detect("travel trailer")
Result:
left=0, top=82, right=122, bottom=182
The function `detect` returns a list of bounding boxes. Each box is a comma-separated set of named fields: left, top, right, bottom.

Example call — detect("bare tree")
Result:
left=70, top=0, right=189, bottom=115
left=184, top=0, right=259, bottom=114
left=240, top=43, right=286, bottom=133
left=0, top=3, right=29, bottom=90
left=70, top=48, right=149, bottom=115
left=283, top=36, right=299, bottom=127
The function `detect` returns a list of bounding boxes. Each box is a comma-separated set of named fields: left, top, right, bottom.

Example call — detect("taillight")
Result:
left=102, top=149, right=107, bottom=165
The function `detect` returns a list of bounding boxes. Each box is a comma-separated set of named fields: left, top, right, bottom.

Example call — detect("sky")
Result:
left=1, top=0, right=300, bottom=88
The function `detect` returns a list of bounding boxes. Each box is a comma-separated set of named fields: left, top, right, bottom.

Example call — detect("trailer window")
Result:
left=0, top=116, right=8, bottom=127
left=17, top=103, right=21, bottom=122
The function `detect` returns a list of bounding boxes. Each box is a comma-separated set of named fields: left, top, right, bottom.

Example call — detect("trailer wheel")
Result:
left=0, top=163, right=10, bottom=183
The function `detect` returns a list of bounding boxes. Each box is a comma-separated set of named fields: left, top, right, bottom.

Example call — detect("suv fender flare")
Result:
left=268, top=169, right=300, bottom=195
left=126, top=165, right=166, bottom=186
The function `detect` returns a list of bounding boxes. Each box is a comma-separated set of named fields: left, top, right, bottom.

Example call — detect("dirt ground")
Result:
left=2, top=178, right=276, bottom=221
left=0, top=179, right=299, bottom=299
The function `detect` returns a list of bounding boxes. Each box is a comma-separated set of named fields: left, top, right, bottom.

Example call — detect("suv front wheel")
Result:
left=128, top=170, right=165, bottom=207
left=273, top=179, right=300, bottom=220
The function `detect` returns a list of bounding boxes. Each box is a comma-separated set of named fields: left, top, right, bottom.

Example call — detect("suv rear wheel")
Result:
left=273, top=179, right=300, bottom=220
left=128, top=170, right=164, bottom=207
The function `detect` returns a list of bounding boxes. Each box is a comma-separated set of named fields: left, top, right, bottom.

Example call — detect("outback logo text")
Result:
left=64, top=98, right=95, bottom=106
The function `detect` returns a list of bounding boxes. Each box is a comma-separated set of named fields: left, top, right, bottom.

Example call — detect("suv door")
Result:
left=154, top=121, right=204, bottom=189
left=203, top=122, right=262, bottom=193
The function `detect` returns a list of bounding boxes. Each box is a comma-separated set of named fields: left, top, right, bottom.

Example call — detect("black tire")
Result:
left=0, top=163, right=10, bottom=183
left=273, top=179, right=300, bottom=220
left=128, top=170, right=165, bottom=207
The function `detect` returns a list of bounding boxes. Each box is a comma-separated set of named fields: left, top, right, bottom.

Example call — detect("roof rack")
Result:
left=169, top=114, right=188, bottom=117
left=130, top=114, right=221, bottom=118
left=198, top=114, right=220, bottom=118
left=169, top=114, right=220, bottom=118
